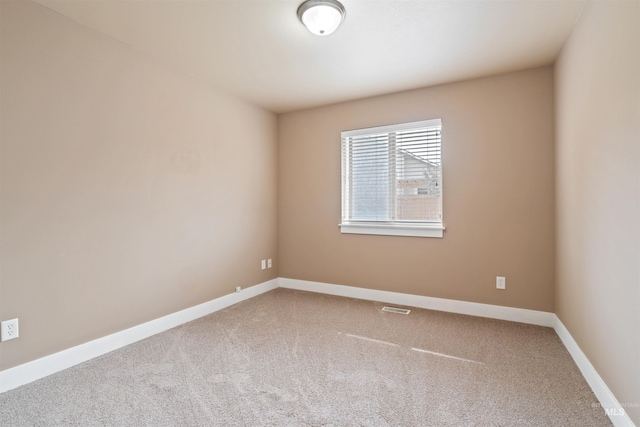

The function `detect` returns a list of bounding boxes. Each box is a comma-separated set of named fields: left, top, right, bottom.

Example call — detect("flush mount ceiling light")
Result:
left=297, top=0, right=346, bottom=36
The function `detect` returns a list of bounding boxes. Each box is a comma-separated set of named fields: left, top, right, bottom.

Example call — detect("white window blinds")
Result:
left=341, top=119, right=443, bottom=238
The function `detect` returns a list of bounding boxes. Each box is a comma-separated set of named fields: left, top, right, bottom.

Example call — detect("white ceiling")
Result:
left=35, top=0, right=587, bottom=113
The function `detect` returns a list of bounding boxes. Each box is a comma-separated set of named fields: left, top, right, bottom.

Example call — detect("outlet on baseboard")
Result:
left=1, top=318, right=19, bottom=342
left=496, top=276, right=506, bottom=290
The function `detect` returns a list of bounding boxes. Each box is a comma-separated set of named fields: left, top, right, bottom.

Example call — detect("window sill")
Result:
left=339, top=222, right=444, bottom=238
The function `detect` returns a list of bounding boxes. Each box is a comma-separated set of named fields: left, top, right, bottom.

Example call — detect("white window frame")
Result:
left=340, top=119, right=444, bottom=238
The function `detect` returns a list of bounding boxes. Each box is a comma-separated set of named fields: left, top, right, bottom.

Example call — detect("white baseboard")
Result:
left=0, top=278, right=279, bottom=393
left=553, top=316, right=635, bottom=427
left=1, top=276, right=633, bottom=427
left=278, top=277, right=556, bottom=327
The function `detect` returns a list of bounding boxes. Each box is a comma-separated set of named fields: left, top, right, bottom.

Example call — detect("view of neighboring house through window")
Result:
left=341, top=119, right=443, bottom=238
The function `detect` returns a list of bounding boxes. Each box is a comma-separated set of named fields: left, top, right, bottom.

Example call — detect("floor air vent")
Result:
left=381, top=306, right=411, bottom=315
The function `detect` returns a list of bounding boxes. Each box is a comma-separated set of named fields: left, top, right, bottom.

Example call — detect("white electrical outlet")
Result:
left=261, top=260, right=266, bottom=270
left=235, top=286, right=242, bottom=293
left=496, top=276, right=506, bottom=290
left=1, top=318, right=19, bottom=342
left=268, top=259, right=272, bottom=268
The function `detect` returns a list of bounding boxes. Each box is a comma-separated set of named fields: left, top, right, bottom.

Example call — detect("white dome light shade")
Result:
left=297, top=0, right=345, bottom=36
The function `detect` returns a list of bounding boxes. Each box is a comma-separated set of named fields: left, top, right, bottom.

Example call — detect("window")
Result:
left=341, top=119, right=443, bottom=238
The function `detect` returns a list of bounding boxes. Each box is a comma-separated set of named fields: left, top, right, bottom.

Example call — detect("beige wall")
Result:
left=278, top=67, right=555, bottom=312
left=555, top=1, right=640, bottom=424
left=0, top=1, right=278, bottom=370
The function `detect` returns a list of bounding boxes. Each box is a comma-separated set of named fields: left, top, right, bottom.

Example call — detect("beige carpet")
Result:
left=0, top=288, right=611, bottom=426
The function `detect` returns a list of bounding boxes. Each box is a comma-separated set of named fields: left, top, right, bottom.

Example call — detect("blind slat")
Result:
left=341, top=119, right=443, bottom=224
